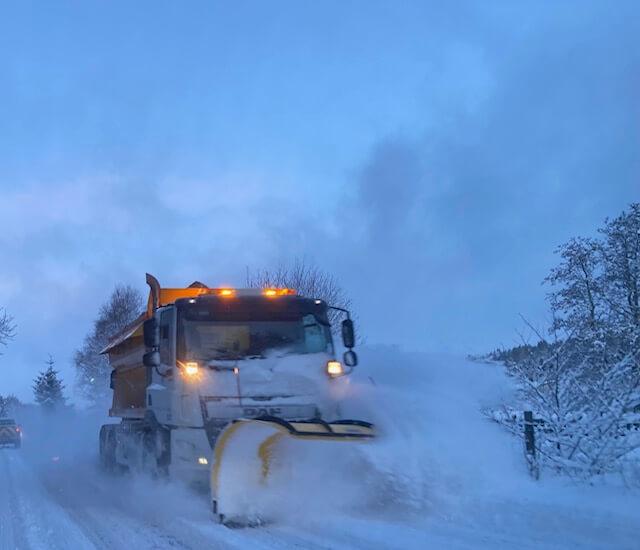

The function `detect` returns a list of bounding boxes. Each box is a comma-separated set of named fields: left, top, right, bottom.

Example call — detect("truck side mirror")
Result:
left=109, top=370, right=116, bottom=389
left=343, top=350, right=358, bottom=367
left=341, top=318, right=355, bottom=349
left=143, top=318, right=159, bottom=349
left=143, top=351, right=161, bottom=368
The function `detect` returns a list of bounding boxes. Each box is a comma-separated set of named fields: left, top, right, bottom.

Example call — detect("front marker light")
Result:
left=326, top=360, right=344, bottom=378
left=198, top=457, right=209, bottom=465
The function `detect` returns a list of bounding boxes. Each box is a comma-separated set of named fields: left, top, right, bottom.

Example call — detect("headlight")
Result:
left=183, top=361, right=199, bottom=376
left=326, top=360, right=344, bottom=378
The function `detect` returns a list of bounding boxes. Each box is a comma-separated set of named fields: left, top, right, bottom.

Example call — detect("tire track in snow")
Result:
left=0, top=450, right=30, bottom=550
left=33, top=461, right=228, bottom=550
left=31, top=458, right=372, bottom=550
left=0, top=450, right=95, bottom=550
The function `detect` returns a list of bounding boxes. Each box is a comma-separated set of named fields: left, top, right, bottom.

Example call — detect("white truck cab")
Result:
left=100, top=276, right=359, bottom=484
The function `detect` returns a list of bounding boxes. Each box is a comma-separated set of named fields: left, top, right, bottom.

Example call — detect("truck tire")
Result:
left=142, top=425, right=170, bottom=478
left=141, top=412, right=170, bottom=478
left=14, top=441, right=21, bottom=449
left=99, top=425, right=117, bottom=472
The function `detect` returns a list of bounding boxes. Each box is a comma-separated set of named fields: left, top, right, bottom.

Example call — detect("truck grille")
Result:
left=0, top=427, right=17, bottom=440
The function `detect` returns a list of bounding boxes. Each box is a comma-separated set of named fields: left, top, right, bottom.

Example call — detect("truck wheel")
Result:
left=142, top=413, right=170, bottom=478
left=212, top=500, right=225, bottom=524
left=134, top=412, right=171, bottom=478
left=14, top=441, right=21, bottom=449
left=141, top=431, right=158, bottom=476
left=156, top=426, right=171, bottom=476
left=142, top=427, right=170, bottom=478
left=99, top=425, right=116, bottom=472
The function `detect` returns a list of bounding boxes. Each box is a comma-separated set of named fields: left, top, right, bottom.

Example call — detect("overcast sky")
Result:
left=1, top=1, right=638, bottom=400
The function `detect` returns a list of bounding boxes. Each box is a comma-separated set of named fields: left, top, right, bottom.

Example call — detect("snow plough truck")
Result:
left=99, top=274, right=373, bottom=522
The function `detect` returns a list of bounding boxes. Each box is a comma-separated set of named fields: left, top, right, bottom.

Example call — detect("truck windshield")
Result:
left=179, top=316, right=332, bottom=362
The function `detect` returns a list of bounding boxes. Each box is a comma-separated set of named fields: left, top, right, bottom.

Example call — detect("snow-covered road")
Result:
left=0, top=446, right=433, bottom=550
left=2, top=351, right=639, bottom=549
left=4, top=446, right=637, bottom=550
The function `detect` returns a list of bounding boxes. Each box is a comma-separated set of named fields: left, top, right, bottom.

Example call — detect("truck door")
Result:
left=159, top=308, right=176, bottom=372
left=149, top=308, right=176, bottom=422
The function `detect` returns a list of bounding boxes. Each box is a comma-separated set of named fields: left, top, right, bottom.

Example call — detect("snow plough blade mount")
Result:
left=210, top=416, right=374, bottom=523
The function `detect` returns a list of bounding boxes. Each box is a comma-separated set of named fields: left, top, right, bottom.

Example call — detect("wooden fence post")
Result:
left=523, top=410, right=539, bottom=480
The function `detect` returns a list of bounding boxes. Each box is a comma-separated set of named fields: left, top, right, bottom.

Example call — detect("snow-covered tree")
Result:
left=33, top=356, right=66, bottom=409
left=493, top=203, right=640, bottom=478
left=0, top=307, right=16, bottom=355
left=74, top=284, right=144, bottom=404
left=545, top=237, right=604, bottom=335
left=600, top=203, right=640, bottom=335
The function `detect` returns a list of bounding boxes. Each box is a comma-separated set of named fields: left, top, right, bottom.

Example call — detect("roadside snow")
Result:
left=347, top=347, right=640, bottom=548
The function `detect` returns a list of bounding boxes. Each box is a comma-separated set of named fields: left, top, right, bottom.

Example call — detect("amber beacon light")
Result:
left=263, top=288, right=296, bottom=297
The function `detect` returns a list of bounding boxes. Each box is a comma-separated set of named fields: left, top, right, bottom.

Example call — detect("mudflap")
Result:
left=210, top=416, right=374, bottom=525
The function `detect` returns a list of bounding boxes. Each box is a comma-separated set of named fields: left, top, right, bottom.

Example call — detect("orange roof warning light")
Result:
left=262, top=288, right=296, bottom=297
left=216, top=288, right=236, bottom=297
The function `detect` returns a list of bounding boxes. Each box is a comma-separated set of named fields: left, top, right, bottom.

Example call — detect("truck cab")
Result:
left=100, top=277, right=358, bottom=482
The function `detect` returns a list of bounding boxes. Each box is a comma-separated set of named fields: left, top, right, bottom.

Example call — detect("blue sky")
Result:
left=0, top=1, right=638, bottom=400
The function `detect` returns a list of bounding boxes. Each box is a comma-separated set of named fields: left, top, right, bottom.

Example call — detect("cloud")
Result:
left=355, top=138, right=427, bottom=244
left=312, top=3, right=640, bottom=351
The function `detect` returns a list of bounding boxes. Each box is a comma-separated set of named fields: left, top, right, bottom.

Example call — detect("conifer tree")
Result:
left=33, top=356, right=65, bottom=409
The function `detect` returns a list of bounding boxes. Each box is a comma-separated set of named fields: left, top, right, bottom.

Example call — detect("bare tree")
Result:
left=0, top=307, right=16, bottom=354
left=0, top=394, right=21, bottom=417
left=246, top=258, right=354, bottom=331
left=74, top=285, right=144, bottom=404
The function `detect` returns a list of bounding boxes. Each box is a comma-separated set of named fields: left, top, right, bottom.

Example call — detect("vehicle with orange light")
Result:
left=99, top=274, right=373, bottom=523
left=0, top=418, right=22, bottom=448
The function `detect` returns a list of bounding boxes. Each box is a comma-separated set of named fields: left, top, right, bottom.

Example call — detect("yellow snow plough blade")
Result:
left=210, top=416, right=374, bottom=523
